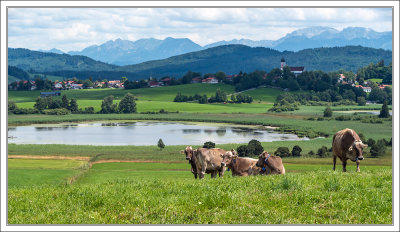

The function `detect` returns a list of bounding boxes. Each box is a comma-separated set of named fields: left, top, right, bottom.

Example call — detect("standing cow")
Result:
left=181, top=146, right=226, bottom=179
left=332, top=128, right=368, bottom=172
left=220, top=150, right=261, bottom=176
left=255, top=151, right=285, bottom=175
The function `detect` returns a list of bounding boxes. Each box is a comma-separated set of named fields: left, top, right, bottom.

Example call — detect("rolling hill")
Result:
left=8, top=45, right=392, bottom=80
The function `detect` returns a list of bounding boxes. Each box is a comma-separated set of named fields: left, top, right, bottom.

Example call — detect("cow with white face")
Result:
left=332, top=128, right=368, bottom=172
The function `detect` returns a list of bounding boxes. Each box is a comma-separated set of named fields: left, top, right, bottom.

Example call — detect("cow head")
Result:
left=181, top=146, right=194, bottom=161
left=220, top=150, right=237, bottom=168
left=347, top=141, right=368, bottom=162
left=256, top=151, right=269, bottom=168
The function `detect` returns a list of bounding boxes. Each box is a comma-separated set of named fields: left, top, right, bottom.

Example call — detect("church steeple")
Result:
left=280, top=57, right=286, bottom=70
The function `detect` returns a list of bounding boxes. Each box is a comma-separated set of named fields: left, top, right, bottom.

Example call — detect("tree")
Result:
left=370, top=139, right=386, bottom=157
left=291, top=145, right=302, bottom=157
left=69, top=99, right=78, bottom=113
left=236, top=145, right=248, bottom=157
left=323, top=106, right=333, bottom=117
left=118, top=93, right=137, bottom=113
left=199, top=95, right=208, bottom=104
left=203, top=141, right=215, bottom=149
left=317, top=146, right=329, bottom=158
left=34, top=97, right=47, bottom=112
left=100, top=95, right=118, bottom=113
left=157, top=139, right=165, bottom=150
left=379, top=100, right=390, bottom=118
left=61, top=95, right=69, bottom=109
left=247, top=139, right=264, bottom=157
left=230, top=94, right=236, bottom=103
left=8, top=100, right=17, bottom=113
left=357, top=97, right=366, bottom=106
left=308, top=150, right=315, bottom=156
left=274, top=147, right=290, bottom=157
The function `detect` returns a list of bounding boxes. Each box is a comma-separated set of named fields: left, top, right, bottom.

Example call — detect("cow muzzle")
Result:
left=221, top=162, right=226, bottom=167
left=357, top=156, right=364, bottom=161
left=186, top=157, right=191, bottom=161
left=256, top=163, right=260, bottom=167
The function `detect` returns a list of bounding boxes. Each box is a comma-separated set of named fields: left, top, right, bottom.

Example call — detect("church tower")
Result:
left=280, top=57, right=286, bottom=70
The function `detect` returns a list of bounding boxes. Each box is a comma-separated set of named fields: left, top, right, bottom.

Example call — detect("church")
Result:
left=280, top=57, right=305, bottom=77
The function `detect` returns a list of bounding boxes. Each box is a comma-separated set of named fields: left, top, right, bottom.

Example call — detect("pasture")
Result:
left=7, top=85, right=393, bottom=225
left=7, top=157, right=392, bottom=224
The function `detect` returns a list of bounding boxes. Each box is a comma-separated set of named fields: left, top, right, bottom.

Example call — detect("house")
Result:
left=202, top=77, right=218, bottom=84
left=148, top=80, right=160, bottom=87
left=108, top=80, right=121, bottom=88
left=40, top=91, right=61, bottom=97
left=379, top=84, right=391, bottom=89
left=160, top=77, right=171, bottom=86
left=71, top=83, right=83, bottom=89
left=191, top=77, right=202, bottom=84
left=362, top=87, right=371, bottom=93
left=54, top=82, right=63, bottom=90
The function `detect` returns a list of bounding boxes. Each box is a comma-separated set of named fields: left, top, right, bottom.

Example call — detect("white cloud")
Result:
left=7, top=8, right=392, bottom=51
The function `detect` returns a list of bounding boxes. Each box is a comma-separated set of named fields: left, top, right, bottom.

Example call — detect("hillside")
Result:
left=117, top=45, right=392, bottom=78
left=8, top=48, right=117, bottom=73
left=8, top=45, right=392, bottom=80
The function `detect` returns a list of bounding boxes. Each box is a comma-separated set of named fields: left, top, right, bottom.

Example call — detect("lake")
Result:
left=7, top=121, right=309, bottom=146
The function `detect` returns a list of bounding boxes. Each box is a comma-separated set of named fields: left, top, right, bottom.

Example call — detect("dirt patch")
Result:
left=8, top=155, right=91, bottom=161
left=90, top=160, right=183, bottom=165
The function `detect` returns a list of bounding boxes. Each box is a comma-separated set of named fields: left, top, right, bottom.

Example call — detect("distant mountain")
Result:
left=39, top=48, right=65, bottom=54
left=68, top=37, right=203, bottom=65
left=8, top=48, right=117, bottom=73
left=36, top=26, right=386, bottom=66
left=8, top=45, right=392, bottom=81
left=116, top=45, right=392, bottom=78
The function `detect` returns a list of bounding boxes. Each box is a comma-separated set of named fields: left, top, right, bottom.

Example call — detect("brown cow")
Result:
left=220, top=150, right=261, bottom=176
left=181, top=146, right=226, bottom=179
left=255, top=151, right=286, bottom=175
left=193, top=147, right=227, bottom=179
left=332, top=128, right=368, bottom=172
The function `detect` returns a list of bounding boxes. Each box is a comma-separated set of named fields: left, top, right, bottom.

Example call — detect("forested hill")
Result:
left=8, top=45, right=392, bottom=80
left=8, top=48, right=117, bottom=72
left=117, top=45, right=392, bottom=77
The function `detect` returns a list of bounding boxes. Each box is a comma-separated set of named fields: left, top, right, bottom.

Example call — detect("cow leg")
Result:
left=197, top=166, right=205, bottom=179
left=342, top=159, right=347, bottom=172
left=333, top=155, right=337, bottom=171
left=356, top=160, right=361, bottom=172
left=211, top=171, right=216, bottom=178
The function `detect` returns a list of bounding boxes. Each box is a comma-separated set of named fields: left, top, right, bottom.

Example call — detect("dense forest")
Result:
left=8, top=45, right=392, bottom=81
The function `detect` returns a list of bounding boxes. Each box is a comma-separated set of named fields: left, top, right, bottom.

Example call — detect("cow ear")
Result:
left=348, top=146, right=353, bottom=151
left=180, top=150, right=185, bottom=154
left=362, top=144, right=368, bottom=148
left=233, top=155, right=238, bottom=159
left=220, top=154, right=224, bottom=158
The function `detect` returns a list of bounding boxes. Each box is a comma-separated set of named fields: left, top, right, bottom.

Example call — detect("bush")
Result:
left=291, top=145, right=302, bottom=157
left=8, top=101, right=18, bottom=113
left=317, top=146, right=329, bottom=158
left=12, top=108, right=39, bottom=115
left=323, top=107, right=332, bottom=117
left=118, top=93, right=137, bottom=113
left=236, top=145, right=248, bottom=157
left=308, top=150, right=315, bottom=156
left=203, top=141, right=216, bottom=149
left=335, top=115, right=351, bottom=121
left=246, top=139, right=264, bottom=156
left=157, top=139, right=165, bottom=150
left=370, top=139, right=386, bottom=157
left=274, top=147, right=290, bottom=158
left=367, top=138, right=376, bottom=147
left=79, top=107, right=95, bottom=114
left=43, top=108, right=70, bottom=115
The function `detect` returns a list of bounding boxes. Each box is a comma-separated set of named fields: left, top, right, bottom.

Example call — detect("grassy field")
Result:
left=7, top=158, right=392, bottom=224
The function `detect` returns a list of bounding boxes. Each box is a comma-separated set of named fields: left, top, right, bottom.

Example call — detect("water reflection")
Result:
left=8, top=121, right=309, bottom=146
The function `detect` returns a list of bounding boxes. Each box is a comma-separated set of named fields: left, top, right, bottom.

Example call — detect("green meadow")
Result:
left=7, top=83, right=393, bottom=225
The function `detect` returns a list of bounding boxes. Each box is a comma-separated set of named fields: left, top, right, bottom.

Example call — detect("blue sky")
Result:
left=8, top=7, right=392, bottom=52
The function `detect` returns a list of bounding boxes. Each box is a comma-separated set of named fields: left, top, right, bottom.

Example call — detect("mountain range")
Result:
left=8, top=45, right=392, bottom=81
left=36, top=26, right=392, bottom=66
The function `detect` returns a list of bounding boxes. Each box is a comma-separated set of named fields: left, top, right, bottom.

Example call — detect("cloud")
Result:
left=7, top=8, right=392, bottom=51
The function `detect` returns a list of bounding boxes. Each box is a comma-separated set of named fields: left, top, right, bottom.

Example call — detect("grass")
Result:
left=8, top=162, right=392, bottom=224
left=8, top=159, right=87, bottom=187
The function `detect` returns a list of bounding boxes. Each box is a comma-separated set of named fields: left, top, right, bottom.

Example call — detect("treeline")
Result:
left=357, top=60, right=392, bottom=84
left=8, top=66, right=29, bottom=80
left=8, top=93, right=137, bottom=115
left=173, top=89, right=253, bottom=104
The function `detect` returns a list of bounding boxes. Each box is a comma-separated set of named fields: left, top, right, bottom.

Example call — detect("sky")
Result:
left=8, top=7, right=393, bottom=52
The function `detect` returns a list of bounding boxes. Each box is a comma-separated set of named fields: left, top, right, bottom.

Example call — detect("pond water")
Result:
left=7, top=121, right=309, bottom=146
